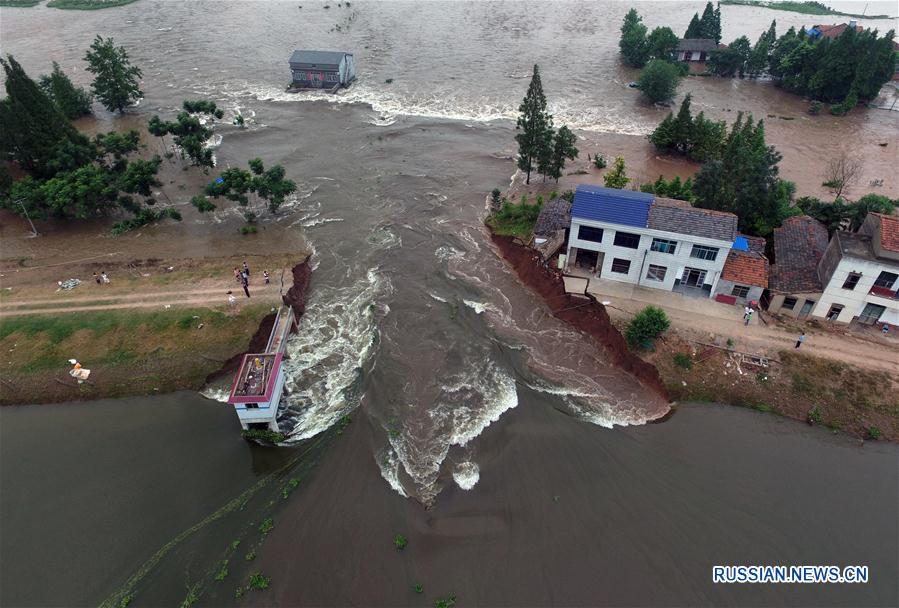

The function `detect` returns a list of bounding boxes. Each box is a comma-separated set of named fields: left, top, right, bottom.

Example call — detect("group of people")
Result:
left=92, top=271, right=110, bottom=285
left=227, top=261, right=271, bottom=306
left=744, top=304, right=807, bottom=348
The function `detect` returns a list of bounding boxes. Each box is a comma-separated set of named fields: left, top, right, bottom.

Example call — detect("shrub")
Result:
left=490, top=188, right=501, bottom=205
left=808, top=101, right=822, bottom=115
left=867, top=426, right=881, bottom=440
left=673, top=353, right=693, bottom=369
left=240, top=225, right=258, bottom=235
left=413, top=584, right=424, bottom=594
left=434, top=594, right=457, bottom=608
left=259, top=517, right=274, bottom=534
left=807, top=406, right=822, bottom=425
left=626, top=306, right=670, bottom=349
left=393, top=534, right=408, bottom=550
left=214, top=561, right=229, bottom=582
left=593, top=154, right=607, bottom=169
left=248, top=572, right=270, bottom=590
left=241, top=428, right=285, bottom=443
left=245, top=550, right=256, bottom=561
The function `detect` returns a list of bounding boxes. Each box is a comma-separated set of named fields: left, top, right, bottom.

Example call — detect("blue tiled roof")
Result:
left=732, top=236, right=750, bottom=251
left=571, top=185, right=654, bottom=228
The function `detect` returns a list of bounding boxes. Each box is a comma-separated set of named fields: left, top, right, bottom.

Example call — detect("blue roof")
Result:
left=732, top=236, right=750, bottom=251
left=571, top=185, right=654, bottom=228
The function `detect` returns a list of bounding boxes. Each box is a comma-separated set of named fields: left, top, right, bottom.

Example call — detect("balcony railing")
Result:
left=868, top=285, right=899, bottom=299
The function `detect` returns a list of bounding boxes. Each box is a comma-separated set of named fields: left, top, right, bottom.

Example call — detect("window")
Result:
left=782, top=297, right=798, bottom=310
left=690, top=244, right=719, bottom=261
left=874, top=271, right=898, bottom=289
left=650, top=238, right=677, bottom=254
left=842, top=272, right=861, bottom=290
left=731, top=285, right=750, bottom=298
left=613, top=231, right=640, bottom=249
left=646, top=264, right=667, bottom=282
left=577, top=226, right=604, bottom=243
left=826, top=304, right=844, bottom=321
left=611, top=258, right=631, bottom=274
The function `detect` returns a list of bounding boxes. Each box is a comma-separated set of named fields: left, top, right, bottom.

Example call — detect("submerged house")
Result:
left=564, top=185, right=738, bottom=297
left=288, top=50, right=356, bottom=90
left=676, top=39, right=718, bottom=61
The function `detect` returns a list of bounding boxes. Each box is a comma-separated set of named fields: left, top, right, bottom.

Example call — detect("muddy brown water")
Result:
left=1, top=1, right=898, bottom=605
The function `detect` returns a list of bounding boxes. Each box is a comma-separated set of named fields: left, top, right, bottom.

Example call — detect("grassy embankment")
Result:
left=720, top=0, right=892, bottom=19
left=0, top=303, right=272, bottom=405
left=645, top=330, right=899, bottom=441
left=484, top=195, right=543, bottom=240
left=46, top=0, right=139, bottom=8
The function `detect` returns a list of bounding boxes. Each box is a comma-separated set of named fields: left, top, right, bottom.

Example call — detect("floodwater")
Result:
left=1, top=1, right=898, bottom=605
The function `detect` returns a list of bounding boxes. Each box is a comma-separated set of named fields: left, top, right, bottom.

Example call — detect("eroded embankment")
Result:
left=205, top=256, right=313, bottom=385
left=490, top=234, right=670, bottom=402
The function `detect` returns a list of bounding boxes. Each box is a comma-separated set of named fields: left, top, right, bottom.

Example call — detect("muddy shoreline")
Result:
left=489, top=233, right=670, bottom=403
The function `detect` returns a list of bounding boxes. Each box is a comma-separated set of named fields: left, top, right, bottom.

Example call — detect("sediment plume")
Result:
left=205, top=255, right=313, bottom=384
left=490, top=234, right=670, bottom=401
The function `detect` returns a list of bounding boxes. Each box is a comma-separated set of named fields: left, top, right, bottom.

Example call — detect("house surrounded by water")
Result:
left=564, top=185, right=738, bottom=298
left=288, top=50, right=356, bottom=90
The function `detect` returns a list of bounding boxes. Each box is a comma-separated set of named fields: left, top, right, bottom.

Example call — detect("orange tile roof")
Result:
left=873, top=213, right=899, bottom=253
left=722, top=250, right=768, bottom=288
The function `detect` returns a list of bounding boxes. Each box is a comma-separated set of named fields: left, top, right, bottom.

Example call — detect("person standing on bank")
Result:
left=744, top=308, right=753, bottom=326
left=242, top=275, right=250, bottom=298
left=795, top=332, right=805, bottom=348
left=243, top=261, right=250, bottom=277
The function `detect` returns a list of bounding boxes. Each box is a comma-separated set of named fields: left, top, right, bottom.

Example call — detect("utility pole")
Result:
left=14, top=199, right=38, bottom=238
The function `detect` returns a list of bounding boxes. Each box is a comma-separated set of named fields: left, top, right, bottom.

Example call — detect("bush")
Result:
left=638, top=59, right=681, bottom=104
left=258, top=517, right=274, bottom=534
left=625, top=306, right=670, bottom=349
left=808, top=101, right=822, bottom=115
left=673, top=353, right=693, bottom=369
left=393, top=534, right=408, bottom=550
left=807, top=406, right=822, bottom=425
left=867, top=426, right=881, bottom=440
left=241, top=428, right=285, bottom=443
left=248, top=572, right=270, bottom=590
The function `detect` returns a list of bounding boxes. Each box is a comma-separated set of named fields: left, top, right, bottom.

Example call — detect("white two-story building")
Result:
left=564, top=185, right=738, bottom=297
left=811, top=213, right=899, bottom=327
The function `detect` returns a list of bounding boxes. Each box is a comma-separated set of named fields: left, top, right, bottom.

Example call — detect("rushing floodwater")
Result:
left=1, top=1, right=898, bottom=604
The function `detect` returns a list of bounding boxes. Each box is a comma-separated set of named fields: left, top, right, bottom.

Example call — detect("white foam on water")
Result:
left=280, top=267, right=390, bottom=441
left=428, top=292, right=448, bottom=303
left=434, top=245, right=464, bottom=261
left=376, top=447, right=409, bottom=498
left=462, top=299, right=492, bottom=315
left=201, top=387, right=230, bottom=403
left=453, top=461, right=480, bottom=491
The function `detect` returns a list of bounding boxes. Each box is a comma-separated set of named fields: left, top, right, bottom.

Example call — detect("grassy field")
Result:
left=485, top=199, right=542, bottom=239
left=720, top=0, right=892, bottom=19
left=0, top=303, right=272, bottom=404
left=46, top=0, right=139, bottom=8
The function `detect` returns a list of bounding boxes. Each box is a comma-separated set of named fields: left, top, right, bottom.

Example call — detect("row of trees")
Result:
left=148, top=101, right=224, bottom=170
left=515, top=65, right=579, bottom=184
left=707, top=21, right=896, bottom=112
left=649, top=94, right=726, bottom=162
left=683, top=2, right=722, bottom=43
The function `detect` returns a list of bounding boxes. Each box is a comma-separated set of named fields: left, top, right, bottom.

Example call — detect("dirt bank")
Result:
left=489, top=234, right=669, bottom=402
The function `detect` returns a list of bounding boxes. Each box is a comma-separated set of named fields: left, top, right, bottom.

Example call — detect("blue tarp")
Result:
left=732, top=236, right=750, bottom=251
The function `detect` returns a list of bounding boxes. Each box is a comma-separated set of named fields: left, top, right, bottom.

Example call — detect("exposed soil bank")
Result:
left=489, top=234, right=670, bottom=402
left=205, top=255, right=313, bottom=385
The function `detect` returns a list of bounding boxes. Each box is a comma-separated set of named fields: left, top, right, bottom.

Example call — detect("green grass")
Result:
left=719, top=0, right=891, bottom=19
left=258, top=517, right=274, bottom=535
left=214, top=561, right=229, bottom=582
left=0, top=0, right=41, bottom=6
left=393, top=534, right=408, bottom=551
left=46, top=0, right=140, bottom=9
left=248, top=572, right=270, bottom=590
left=486, top=199, right=542, bottom=239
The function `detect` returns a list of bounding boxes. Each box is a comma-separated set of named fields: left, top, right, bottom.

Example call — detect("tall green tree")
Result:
left=515, top=64, right=553, bottom=185
left=684, top=13, right=702, bottom=39
left=39, top=62, right=93, bottom=119
left=619, top=8, right=649, bottom=68
left=708, top=36, right=751, bottom=77
left=544, top=126, right=578, bottom=183
left=84, top=35, right=143, bottom=113
left=746, top=35, right=770, bottom=78
left=603, top=156, right=630, bottom=189
left=647, top=27, right=680, bottom=62
left=0, top=56, right=81, bottom=178
left=693, top=113, right=794, bottom=236
left=763, top=20, right=777, bottom=45
left=638, top=59, right=681, bottom=104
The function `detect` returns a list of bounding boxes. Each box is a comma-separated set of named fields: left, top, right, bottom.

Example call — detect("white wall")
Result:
left=566, top=217, right=731, bottom=294
left=811, top=256, right=899, bottom=324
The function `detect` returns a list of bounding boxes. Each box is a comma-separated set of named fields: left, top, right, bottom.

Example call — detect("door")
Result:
left=798, top=299, right=815, bottom=318
left=858, top=303, right=886, bottom=325
left=683, top=268, right=706, bottom=287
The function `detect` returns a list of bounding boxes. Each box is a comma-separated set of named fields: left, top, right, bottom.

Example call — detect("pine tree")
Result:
left=603, top=157, right=630, bottom=189
left=619, top=8, right=649, bottom=68
left=39, top=62, right=93, bottom=120
left=546, top=126, right=578, bottom=183
left=699, top=2, right=716, bottom=40
left=712, top=4, right=722, bottom=44
left=0, top=55, right=80, bottom=178
left=763, top=20, right=777, bottom=45
left=672, top=93, right=694, bottom=153
left=515, top=64, right=553, bottom=185
left=684, top=14, right=702, bottom=39
left=84, top=35, right=143, bottom=113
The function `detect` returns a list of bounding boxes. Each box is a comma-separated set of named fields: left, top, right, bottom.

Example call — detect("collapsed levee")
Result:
left=490, top=234, right=670, bottom=402
left=205, top=255, right=313, bottom=385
